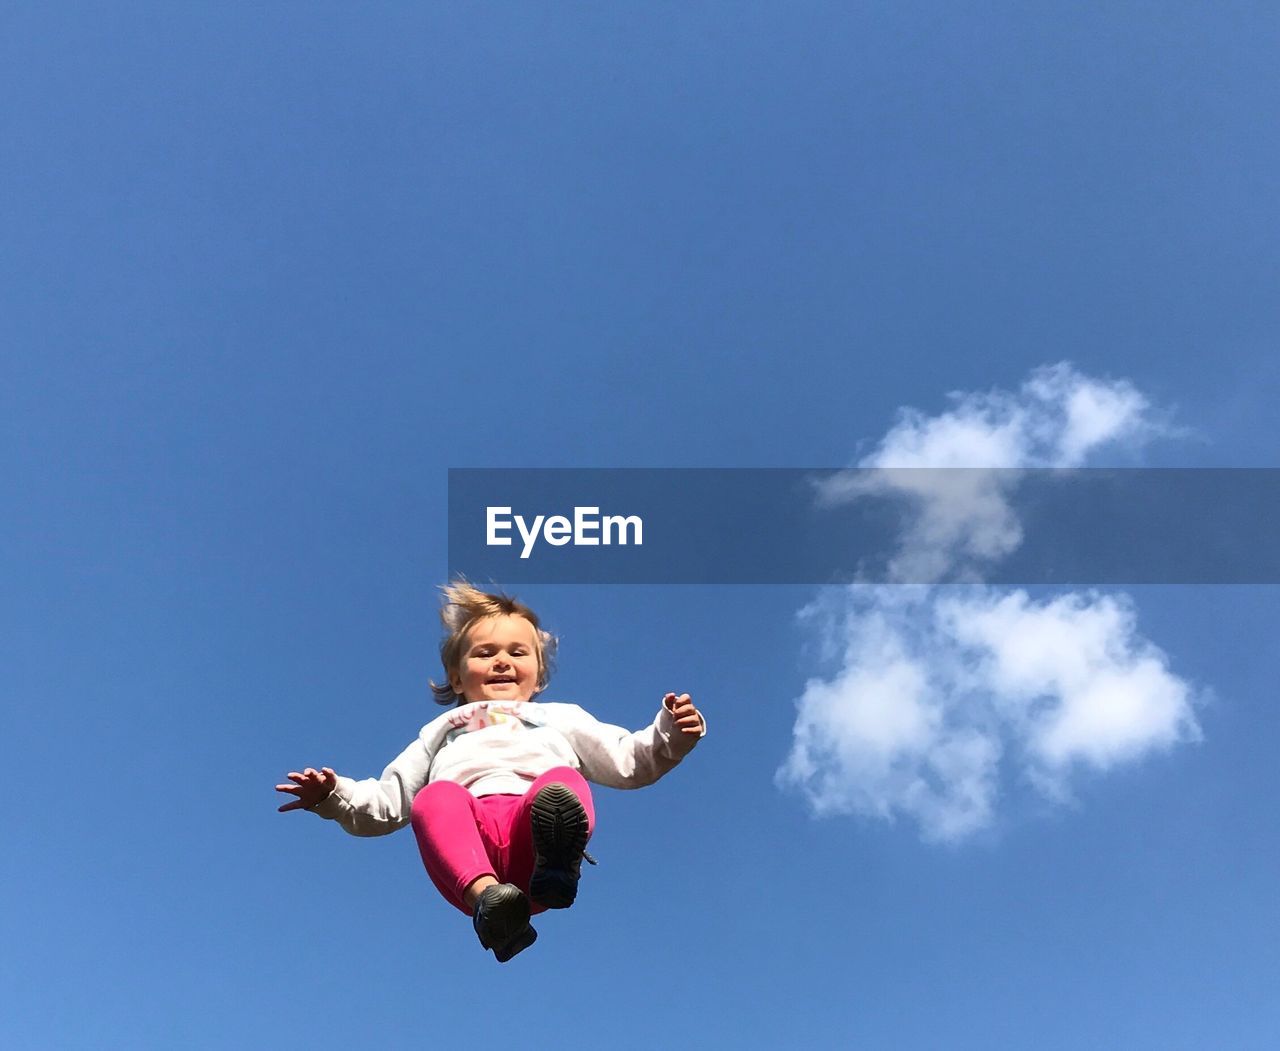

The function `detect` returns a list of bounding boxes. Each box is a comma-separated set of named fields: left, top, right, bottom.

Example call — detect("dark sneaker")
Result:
left=473, top=883, right=537, bottom=963
left=529, top=782, right=591, bottom=909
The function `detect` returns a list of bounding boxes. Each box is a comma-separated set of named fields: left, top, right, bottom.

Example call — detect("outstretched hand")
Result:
left=276, top=767, right=337, bottom=812
left=663, top=692, right=704, bottom=736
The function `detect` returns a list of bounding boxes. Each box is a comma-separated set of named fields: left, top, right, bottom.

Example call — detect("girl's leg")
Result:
left=505, top=767, right=595, bottom=912
left=413, top=784, right=539, bottom=962
left=411, top=780, right=501, bottom=915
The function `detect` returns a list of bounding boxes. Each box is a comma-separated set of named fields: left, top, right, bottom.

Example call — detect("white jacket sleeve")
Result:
left=311, top=733, right=438, bottom=837
left=544, top=701, right=706, bottom=790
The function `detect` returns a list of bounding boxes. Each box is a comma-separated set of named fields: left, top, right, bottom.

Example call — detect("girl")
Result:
left=276, top=580, right=705, bottom=962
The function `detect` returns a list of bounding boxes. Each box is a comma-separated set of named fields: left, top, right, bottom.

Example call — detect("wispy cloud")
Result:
left=813, top=362, right=1172, bottom=584
left=858, top=362, right=1161, bottom=471
left=778, top=363, right=1202, bottom=843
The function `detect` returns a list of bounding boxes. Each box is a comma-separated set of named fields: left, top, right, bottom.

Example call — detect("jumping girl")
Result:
left=275, top=580, right=706, bottom=962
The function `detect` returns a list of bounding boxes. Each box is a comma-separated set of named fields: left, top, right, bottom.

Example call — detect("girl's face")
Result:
left=451, top=614, right=542, bottom=703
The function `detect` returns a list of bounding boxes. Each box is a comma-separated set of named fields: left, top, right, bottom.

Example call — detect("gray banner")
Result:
left=447, top=468, right=1280, bottom=585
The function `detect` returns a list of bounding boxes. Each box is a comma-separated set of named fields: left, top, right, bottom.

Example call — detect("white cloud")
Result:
left=860, top=362, right=1159, bottom=471
left=779, top=364, right=1202, bottom=842
left=937, top=589, right=1201, bottom=792
left=780, top=587, right=1003, bottom=843
left=813, top=363, right=1173, bottom=584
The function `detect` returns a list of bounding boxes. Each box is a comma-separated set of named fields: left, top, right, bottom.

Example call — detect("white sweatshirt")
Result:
left=313, top=698, right=705, bottom=837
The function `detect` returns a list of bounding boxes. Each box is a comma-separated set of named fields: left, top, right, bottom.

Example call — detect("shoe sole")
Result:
left=475, top=885, right=537, bottom=962
left=529, top=782, right=590, bottom=909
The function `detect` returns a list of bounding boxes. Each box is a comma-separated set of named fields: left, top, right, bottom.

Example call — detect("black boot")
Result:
left=529, top=782, right=591, bottom=910
left=472, top=883, right=536, bottom=963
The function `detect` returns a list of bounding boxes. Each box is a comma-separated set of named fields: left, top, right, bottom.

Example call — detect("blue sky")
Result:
left=3, top=4, right=1279, bottom=1048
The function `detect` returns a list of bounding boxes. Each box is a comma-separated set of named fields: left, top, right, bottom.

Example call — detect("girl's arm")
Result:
left=543, top=693, right=706, bottom=790
left=306, top=735, right=437, bottom=836
left=276, top=711, right=452, bottom=836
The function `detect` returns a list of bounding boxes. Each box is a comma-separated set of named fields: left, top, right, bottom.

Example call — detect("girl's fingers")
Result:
left=277, top=770, right=332, bottom=813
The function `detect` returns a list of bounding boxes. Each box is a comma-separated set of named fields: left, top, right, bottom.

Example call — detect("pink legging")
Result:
left=411, top=766, right=595, bottom=916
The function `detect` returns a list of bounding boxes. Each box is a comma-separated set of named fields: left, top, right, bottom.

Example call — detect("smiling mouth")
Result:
left=486, top=677, right=517, bottom=685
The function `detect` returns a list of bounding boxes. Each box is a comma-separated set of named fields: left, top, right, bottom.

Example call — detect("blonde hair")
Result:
left=430, top=578, right=557, bottom=705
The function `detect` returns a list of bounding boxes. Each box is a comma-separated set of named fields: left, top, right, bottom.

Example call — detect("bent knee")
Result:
left=411, top=779, right=469, bottom=822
